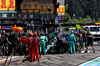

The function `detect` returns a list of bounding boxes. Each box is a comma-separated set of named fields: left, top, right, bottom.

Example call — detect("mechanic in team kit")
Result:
left=39, top=32, right=48, bottom=54
left=68, top=30, right=76, bottom=54
left=31, top=32, right=40, bottom=62
left=27, top=32, right=33, bottom=61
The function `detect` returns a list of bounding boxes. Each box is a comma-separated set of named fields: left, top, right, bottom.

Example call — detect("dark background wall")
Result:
left=16, top=0, right=23, bottom=10
left=23, top=0, right=53, bottom=4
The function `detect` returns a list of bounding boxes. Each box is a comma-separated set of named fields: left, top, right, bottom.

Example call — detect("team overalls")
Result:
left=50, top=33, right=57, bottom=42
left=68, top=31, right=76, bottom=54
left=31, top=32, right=40, bottom=62
left=26, top=32, right=33, bottom=61
left=39, top=35, right=48, bottom=54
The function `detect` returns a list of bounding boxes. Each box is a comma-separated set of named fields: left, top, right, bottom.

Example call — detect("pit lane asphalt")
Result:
left=0, top=42, right=100, bottom=66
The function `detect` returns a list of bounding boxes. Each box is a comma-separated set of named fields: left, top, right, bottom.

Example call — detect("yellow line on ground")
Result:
left=14, top=60, right=29, bottom=63
left=40, top=60, right=47, bottom=62
left=0, top=61, right=9, bottom=64
left=34, top=60, right=47, bottom=63
left=14, top=61, right=22, bottom=63
left=0, top=60, right=48, bottom=64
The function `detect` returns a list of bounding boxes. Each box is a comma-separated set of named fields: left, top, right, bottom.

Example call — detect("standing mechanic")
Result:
left=31, top=32, right=40, bottom=62
left=68, top=30, right=76, bottom=54
left=39, top=32, right=48, bottom=54
left=5, top=33, right=12, bottom=56
left=13, top=31, right=19, bottom=56
left=26, top=32, right=33, bottom=61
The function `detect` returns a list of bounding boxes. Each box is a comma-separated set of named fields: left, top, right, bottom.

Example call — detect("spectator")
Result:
left=79, top=30, right=83, bottom=48
left=0, top=30, right=2, bottom=55
left=85, top=33, right=95, bottom=53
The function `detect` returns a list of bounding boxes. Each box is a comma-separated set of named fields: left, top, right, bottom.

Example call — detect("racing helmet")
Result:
left=29, top=32, right=33, bottom=36
left=70, top=30, right=74, bottom=34
left=33, top=32, right=38, bottom=37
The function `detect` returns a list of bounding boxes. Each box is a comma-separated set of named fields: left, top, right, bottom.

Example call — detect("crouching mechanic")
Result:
left=50, top=32, right=57, bottom=42
left=39, top=32, right=48, bottom=54
left=27, top=32, right=33, bottom=61
left=31, top=32, right=40, bottom=62
left=68, top=30, right=76, bottom=54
